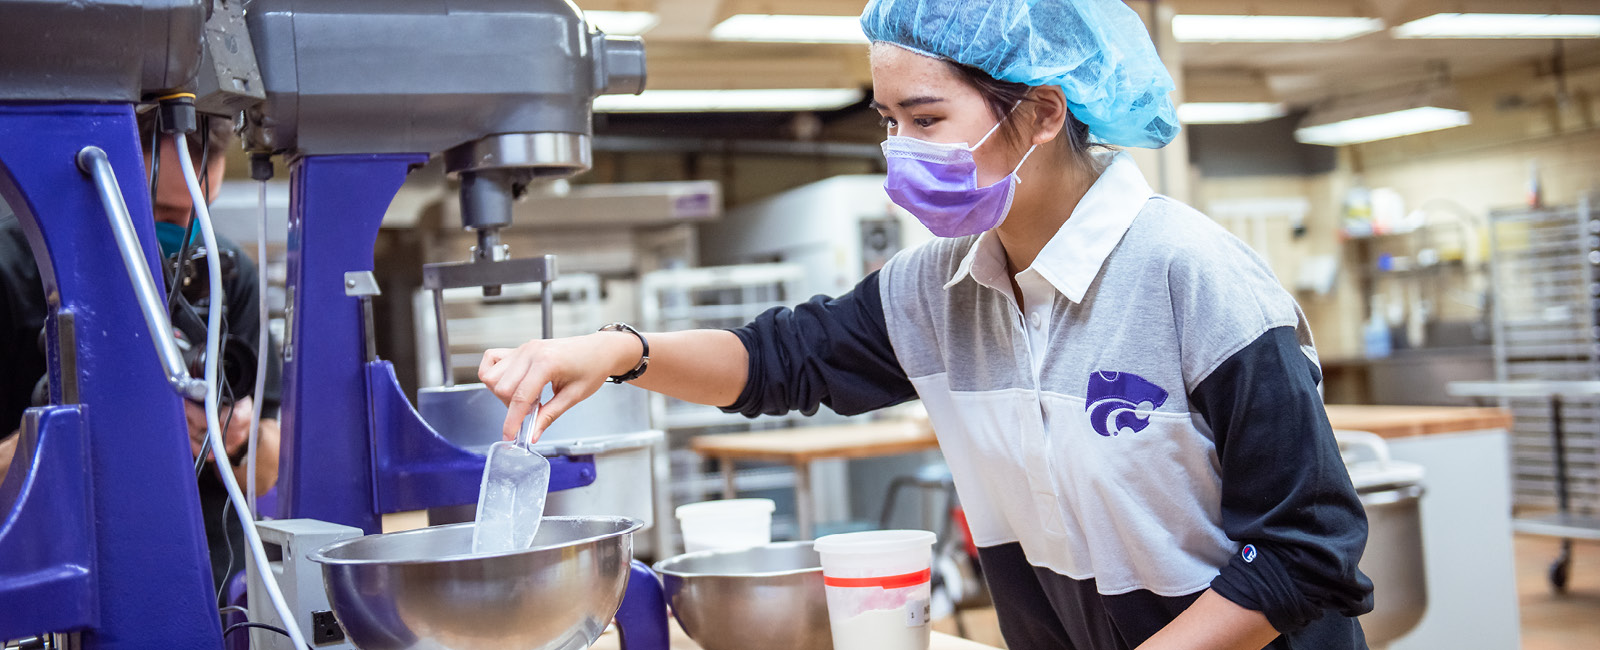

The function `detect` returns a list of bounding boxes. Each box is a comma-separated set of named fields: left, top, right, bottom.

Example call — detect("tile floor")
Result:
left=1515, top=536, right=1600, bottom=650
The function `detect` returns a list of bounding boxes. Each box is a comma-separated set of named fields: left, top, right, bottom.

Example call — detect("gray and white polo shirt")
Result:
left=728, top=152, right=1373, bottom=649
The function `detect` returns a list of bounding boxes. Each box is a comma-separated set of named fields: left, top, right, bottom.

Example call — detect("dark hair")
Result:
left=137, top=109, right=234, bottom=162
left=948, top=62, right=1097, bottom=172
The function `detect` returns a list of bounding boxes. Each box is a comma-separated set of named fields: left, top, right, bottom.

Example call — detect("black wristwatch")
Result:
left=599, top=322, right=649, bottom=383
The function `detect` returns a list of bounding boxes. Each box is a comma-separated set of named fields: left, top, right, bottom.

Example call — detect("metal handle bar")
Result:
left=76, top=145, right=207, bottom=401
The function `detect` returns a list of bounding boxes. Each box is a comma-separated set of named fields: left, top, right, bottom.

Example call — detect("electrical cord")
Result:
left=175, top=136, right=311, bottom=650
left=222, top=621, right=291, bottom=641
left=146, top=109, right=161, bottom=207
left=218, top=605, right=249, bottom=618
left=154, top=111, right=250, bottom=612
left=248, top=177, right=269, bottom=519
left=216, top=493, right=235, bottom=604
left=167, top=115, right=210, bottom=315
left=213, top=381, right=239, bottom=605
left=193, top=383, right=238, bottom=478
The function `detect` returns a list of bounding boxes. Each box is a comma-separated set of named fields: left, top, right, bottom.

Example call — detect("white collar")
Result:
left=943, top=151, right=1155, bottom=303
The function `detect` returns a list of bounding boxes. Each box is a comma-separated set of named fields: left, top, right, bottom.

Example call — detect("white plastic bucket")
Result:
left=675, top=498, right=775, bottom=553
left=814, top=530, right=937, bottom=650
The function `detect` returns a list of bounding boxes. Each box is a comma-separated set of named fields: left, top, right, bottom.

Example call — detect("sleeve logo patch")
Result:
left=1086, top=371, right=1169, bottom=437
left=1241, top=544, right=1258, bottom=563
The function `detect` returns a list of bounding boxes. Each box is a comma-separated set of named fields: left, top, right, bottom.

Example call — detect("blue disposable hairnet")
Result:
left=861, top=0, right=1180, bottom=149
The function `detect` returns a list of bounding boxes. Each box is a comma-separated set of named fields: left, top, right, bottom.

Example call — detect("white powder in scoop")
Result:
left=830, top=607, right=929, bottom=650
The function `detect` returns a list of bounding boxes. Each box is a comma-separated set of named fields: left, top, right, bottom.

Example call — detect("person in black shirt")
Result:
left=0, top=112, right=280, bottom=595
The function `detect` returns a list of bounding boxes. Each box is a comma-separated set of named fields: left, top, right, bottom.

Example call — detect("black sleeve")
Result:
left=721, top=270, right=915, bottom=418
left=1191, top=326, right=1374, bottom=633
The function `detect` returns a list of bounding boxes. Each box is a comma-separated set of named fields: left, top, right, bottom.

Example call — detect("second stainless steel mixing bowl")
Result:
left=653, top=541, right=833, bottom=650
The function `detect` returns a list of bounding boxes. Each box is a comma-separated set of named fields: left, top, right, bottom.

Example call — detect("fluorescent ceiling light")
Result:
left=594, top=88, right=865, bottom=113
left=1394, top=13, right=1600, bottom=39
left=586, top=10, right=659, bottom=36
left=1173, top=15, right=1384, bottom=42
left=711, top=14, right=867, bottom=44
left=1177, top=102, right=1288, bottom=124
left=1295, top=107, right=1471, bottom=146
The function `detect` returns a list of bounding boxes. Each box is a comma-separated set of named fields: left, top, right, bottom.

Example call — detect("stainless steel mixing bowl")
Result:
left=310, top=516, right=642, bottom=650
left=653, top=541, right=833, bottom=650
left=1357, top=483, right=1428, bottom=648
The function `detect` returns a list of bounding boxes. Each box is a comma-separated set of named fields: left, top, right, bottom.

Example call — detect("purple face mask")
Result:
left=882, top=118, right=1038, bottom=238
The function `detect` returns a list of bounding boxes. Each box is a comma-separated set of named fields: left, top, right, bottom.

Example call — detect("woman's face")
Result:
left=869, top=43, right=1025, bottom=187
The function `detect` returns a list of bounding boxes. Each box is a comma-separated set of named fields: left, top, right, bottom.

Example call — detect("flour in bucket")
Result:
left=815, top=530, right=937, bottom=650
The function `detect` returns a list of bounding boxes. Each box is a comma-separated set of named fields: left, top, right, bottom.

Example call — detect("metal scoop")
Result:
left=472, top=404, right=550, bottom=554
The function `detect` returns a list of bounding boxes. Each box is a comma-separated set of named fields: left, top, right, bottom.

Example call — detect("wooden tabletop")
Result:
left=690, top=419, right=937, bottom=464
left=1324, top=405, right=1513, bottom=439
left=588, top=619, right=998, bottom=650
left=688, top=405, right=1512, bottom=462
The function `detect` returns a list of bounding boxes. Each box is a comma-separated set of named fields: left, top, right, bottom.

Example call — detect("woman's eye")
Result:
left=913, top=117, right=938, bottom=128
left=878, top=115, right=898, bottom=128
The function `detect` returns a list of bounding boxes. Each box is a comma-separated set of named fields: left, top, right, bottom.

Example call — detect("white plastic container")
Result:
left=814, top=530, right=936, bottom=650
left=675, top=498, right=775, bottom=553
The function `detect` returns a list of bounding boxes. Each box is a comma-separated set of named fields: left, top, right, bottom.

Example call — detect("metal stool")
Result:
left=877, top=463, right=959, bottom=541
left=878, top=463, right=987, bottom=637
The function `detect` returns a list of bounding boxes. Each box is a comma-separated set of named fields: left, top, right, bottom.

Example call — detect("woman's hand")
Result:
left=479, top=332, right=644, bottom=442
left=240, top=417, right=281, bottom=493
left=1134, top=590, right=1278, bottom=650
left=0, top=432, right=17, bottom=488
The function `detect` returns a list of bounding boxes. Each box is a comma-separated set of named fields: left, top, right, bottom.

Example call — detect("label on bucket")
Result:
left=906, top=598, right=930, bottom=627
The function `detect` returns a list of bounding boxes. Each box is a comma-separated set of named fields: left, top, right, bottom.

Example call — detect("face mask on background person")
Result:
left=881, top=110, right=1038, bottom=238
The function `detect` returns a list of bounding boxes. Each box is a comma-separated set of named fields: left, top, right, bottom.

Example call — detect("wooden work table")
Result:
left=690, top=419, right=937, bottom=539
left=1323, top=404, right=1513, bottom=439
left=690, top=419, right=937, bottom=464
left=688, top=405, right=1511, bottom=539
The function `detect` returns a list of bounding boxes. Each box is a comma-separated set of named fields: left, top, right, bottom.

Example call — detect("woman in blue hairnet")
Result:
left=481, top=1, right=1374, bottom=648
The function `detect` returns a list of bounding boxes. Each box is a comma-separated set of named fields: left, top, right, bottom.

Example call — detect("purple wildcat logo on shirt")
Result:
left=1086, top=371, right=1169, bottom=437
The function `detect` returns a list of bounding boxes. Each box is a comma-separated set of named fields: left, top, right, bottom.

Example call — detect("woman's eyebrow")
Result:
left=869, top=96, right=946, bottom=111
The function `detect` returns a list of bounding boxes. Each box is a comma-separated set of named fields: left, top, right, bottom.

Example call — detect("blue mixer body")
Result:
left=0, top=102, right=225, bottom=648
left=0, top=116, right=666, bottom=650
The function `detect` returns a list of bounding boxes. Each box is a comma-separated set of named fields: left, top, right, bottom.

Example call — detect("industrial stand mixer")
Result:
left=0, top=1, right=666, bottom=648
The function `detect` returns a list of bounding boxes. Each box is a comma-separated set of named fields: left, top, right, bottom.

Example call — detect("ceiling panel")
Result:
left=576, top=0, right=1600, bottom=110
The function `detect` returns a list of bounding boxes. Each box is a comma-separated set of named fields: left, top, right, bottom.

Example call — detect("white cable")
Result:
left=175, top=137, right=310, bottom=650
left=247, top=178, right=268, bottom=519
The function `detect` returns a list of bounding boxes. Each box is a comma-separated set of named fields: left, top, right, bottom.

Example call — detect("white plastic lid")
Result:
left=814, top=529, right=936, bottom=555
left=675, top=498, right=776, bottom=520
left=1335, top=429, right=1425, bottom=491
left=1346, top=459, right=1426, bottom=491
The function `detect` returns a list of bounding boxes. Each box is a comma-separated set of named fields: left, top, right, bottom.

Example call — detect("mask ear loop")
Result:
left=971, top=119, right=1007, bottom=151
left=974, top=100, right=1039, bottom=183
left=971, top=99, right=1025, bottom=152
left=1011, top=144, right=1041, bottom=184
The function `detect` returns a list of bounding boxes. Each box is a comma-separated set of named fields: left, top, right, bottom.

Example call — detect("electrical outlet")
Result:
left=311, top=610, right=344, bottom=645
